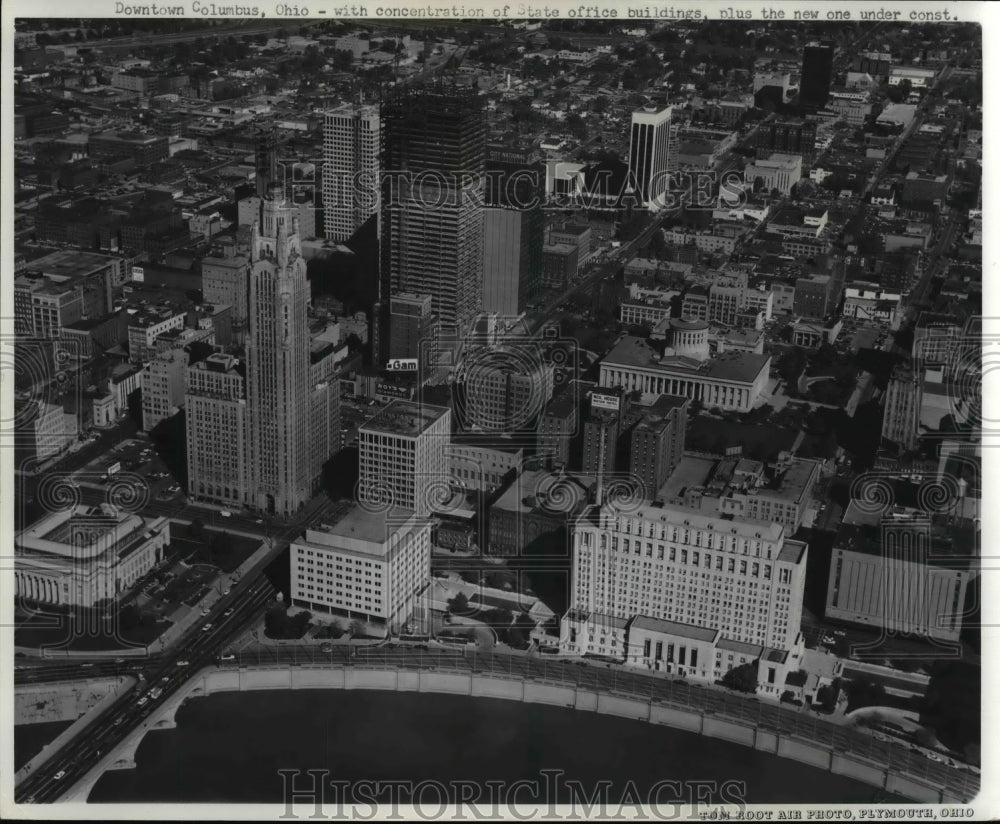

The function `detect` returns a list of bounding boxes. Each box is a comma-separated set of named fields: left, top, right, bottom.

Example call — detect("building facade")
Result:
left=323, top=103, right=381, bottom=243
left=560, top=501, right=807, bottom=679
left=290, top=505, right=431, bottom=633
left=627, top=106, right=673, bottom=206
left=358, top=401, right=451, bottom=518
left=15, top=505, right=170, bottom=608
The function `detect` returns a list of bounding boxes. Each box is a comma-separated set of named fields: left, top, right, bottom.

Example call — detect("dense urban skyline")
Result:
left=7, top=12, right=985, bottom=816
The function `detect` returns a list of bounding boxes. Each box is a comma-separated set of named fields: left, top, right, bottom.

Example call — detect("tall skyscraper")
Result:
left=254, top=124, right=279, bottom=198
left=381, top=82, right=486, bottom=345
left=627, top=106, right=673, bottom=206
left=800, top=43, right=835, bottom=108
left=244, top=192, right=315, bottom=516
left=323, top=103, right=381, bottom=243
left=482, top=148, right=544, bottom=316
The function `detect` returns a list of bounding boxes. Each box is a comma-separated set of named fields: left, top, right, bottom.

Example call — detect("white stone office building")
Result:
left=560, top=501, right=807, bottom=690
left=290, top=505, right=431, bottom=633
left=358, top=400, right=451, bottom=517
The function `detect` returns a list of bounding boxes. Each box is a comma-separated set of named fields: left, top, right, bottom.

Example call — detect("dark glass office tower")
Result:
left=800, top=43, right=835, bottom=108
left=380, top=81, right=487, bottom=351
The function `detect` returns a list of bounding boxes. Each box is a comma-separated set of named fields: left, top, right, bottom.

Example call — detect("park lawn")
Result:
left=14, top=604, right=170, bottom=651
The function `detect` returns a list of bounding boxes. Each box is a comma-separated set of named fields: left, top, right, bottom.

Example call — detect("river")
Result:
left=88, top=690, right=904, bottom=805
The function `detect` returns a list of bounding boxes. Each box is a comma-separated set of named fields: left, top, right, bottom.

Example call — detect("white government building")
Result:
left=560, top=500, right=808, bottom=693
left=15, top=505, right=170, bottom=608
left=290, top=505, right=432, bottom=635
left=599, top=330, right=771, bottom=413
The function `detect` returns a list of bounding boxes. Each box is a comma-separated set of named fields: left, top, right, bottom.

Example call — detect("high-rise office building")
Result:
left=185, top=353, right=249, bottom=508
left=254, top=124, right=279, bottom=198
left=627, top=106, right=673, bottom=206
left=561, top=502, right=808, bottom=675
left=358, top=400, right=451, bottom=518
left=244, top=193, right=316, bottom=516
left=381, top=82, right=487, bottom=342
left=290, top=505, right=432, bottom=634
left=482, top=149, right=544, bottom=316
left=627, top=396, right=689, bottom=498
left=389, top=292, right=436, bottom=362
left=323, top=103, right=381, bottom=243
left=800, top=43, right=834, bottom=109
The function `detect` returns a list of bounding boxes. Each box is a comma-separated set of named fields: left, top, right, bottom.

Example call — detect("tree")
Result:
left=119, top=603, right=141, bottom=631
left=721, top=661, right=759, bottom=693
left=189, top=519, right=207, bottom=542
left=448, top=592, right=470, bottom=615
left=845, top=679, right=887, bottom=712
left=210, top=530, right=233, bottom=565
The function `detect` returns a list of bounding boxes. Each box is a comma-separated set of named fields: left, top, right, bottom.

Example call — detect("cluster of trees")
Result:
left=119, top=603, right=157, bottom=632
left=845, top=678, right=887, bottom=712
left=264, top=603, right=312, bottom=640
left=721, top=661, right=758, bottom=693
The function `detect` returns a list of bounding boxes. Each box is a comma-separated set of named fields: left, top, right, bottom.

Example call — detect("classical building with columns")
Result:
left=598, top=333, right=770, bottom=413
left=15, top=504, right=170, bottom=608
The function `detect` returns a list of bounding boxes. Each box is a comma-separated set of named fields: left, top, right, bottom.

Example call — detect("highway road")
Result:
left=15, top=656, right=167, bottom=686
left=16, top=577, right=277, bottom=804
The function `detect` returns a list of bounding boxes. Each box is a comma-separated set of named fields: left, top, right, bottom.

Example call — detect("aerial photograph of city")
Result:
left=5, top=8, right=986, bottom=817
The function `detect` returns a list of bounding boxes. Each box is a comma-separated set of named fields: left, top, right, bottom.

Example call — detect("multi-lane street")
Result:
left=16, top=578, right=276, bottom=804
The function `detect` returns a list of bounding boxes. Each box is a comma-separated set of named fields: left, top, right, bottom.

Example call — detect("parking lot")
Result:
left=73, top=437, right=182, bottom=500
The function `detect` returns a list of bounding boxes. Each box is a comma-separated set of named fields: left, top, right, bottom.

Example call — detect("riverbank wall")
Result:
left=59, top=665, right=966, bottom=804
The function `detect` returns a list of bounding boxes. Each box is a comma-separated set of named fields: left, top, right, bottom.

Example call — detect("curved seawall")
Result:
left=61, top=664, right=968, bottom=804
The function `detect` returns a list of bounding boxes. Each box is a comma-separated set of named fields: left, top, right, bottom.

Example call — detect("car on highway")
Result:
left=219, top=653, right=236, bottom=662
left=223, top=588, right=231, bottom=596
left=832, top=630, right=846, bottom=637
left=224, top=607, right=234, bottom=617
left=137, top=696, right=149, bottom=706
left=925, top=752, right=945, bottom=763
left=201, top=608, right=210, bottom=616
left=113, top=717, right=124, bottom=726
left=53, top=771, right=66, bottom=780
left=202, top=623, right=213, bottom=632
left=176, top=659, right=189, bottom=667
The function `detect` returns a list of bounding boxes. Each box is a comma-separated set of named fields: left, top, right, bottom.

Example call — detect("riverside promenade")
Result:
left=61, top=644, right=978, bottom=804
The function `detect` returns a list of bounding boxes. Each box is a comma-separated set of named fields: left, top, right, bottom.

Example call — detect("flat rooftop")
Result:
left=360, top=400, right=449, bottom=437
left=754, top=458, right=821, bottom=504
left=602, top=336, right=770, bottom=385
left=631, top=615, right=719, bottom=642
left=21, top=250, right=115, bottom=279
left=309, top=504, right=416, bottom=545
